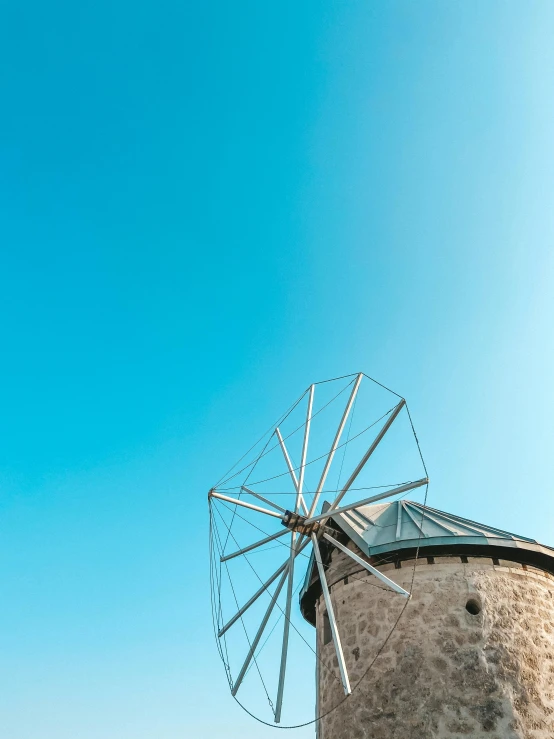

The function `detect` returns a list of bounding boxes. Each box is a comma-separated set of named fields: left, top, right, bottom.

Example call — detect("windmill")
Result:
left=208, top=373, right=429, bottom=727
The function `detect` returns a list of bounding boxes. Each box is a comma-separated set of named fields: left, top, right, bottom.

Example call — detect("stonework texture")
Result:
left=316, top=553, right=554, bottom=739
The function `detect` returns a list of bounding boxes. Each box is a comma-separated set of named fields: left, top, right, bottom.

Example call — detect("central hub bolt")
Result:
left=282, top=510, right=323, bottom=537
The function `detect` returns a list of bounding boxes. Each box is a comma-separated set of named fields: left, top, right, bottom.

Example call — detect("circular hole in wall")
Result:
left=465, top=598, right=481, bottom=615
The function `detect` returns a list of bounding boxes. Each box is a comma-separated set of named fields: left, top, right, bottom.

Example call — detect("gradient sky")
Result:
left=1, top=1, right=554, bottom=737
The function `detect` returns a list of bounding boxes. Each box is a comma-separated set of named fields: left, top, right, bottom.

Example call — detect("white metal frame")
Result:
left=210, top=378, right=428, bottom=724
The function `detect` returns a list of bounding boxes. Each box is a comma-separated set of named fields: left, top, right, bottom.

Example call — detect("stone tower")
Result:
left=299, top=500, right=554, bottom=739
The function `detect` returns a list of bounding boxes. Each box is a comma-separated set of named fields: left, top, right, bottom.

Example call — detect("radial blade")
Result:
left=274, top=531, right=297, bottom=723
left=304, top=478, right=429, bottom=525
left=219, top=560, right=288, bottom=637
left=220, top=527, right=290, bottom=563
left=308, top=374, right=362, bottom=518
left=296, top=385, right=314, bottom=512
left=241, top=486, right=286, bottom=514
left=209, top=491, right=283, bottom=519
left=327, top=399, right=406, bottom=513
left=323, top=533, right=409, bottom=597
left=275, top=429, right=309, bottom=516
left=276, top=428, right=299, bottom=489
left=311, top=534, right=351, bottom=696
left=218, top=537, right=311, bottom=637
left=231, top=566, right=290, bottom=696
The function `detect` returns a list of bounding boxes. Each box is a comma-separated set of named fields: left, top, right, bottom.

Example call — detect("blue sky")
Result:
left=1, top=1, right=554, bottom=737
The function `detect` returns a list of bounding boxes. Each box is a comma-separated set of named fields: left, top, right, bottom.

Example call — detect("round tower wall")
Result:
left=316, top=553, right=554, bottom=739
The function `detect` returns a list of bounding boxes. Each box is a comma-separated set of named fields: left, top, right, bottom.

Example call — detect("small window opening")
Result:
left=427, top=556, right=435, bottom=565
left=394, top=560, right=402, bottom=570
left=492, top=558, right=500, bottom=566
left=465, top=598, right=481, bottom=615
left=343, top=576, right=349, bottom=585
left=322, top=612, right=332, bottom=645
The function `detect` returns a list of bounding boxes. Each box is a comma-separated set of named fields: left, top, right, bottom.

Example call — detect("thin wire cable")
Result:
left=242, top=577, right=305, bottom=681
left=405, top=403, right=429, bottom=478
left=222, top=427, right=275, bottom=553
left=211, top=506, right=276, bottom=713
left=361, top=372, right=403, bottom=400
left=216, top=369, right=402, bottom=490
left=224, top=480, right=430, bottom=729
left=213, top=387, right=309, bottom=489
left=212, top=497, right=400, bottom=603
left=312, top=372, right=359, bottom=385
left=334, top=383, right=358, bottom=496
left=212, top=503, right=343, bottom=682
left=211, top=504, right=344, bottom=695
left=217, top=482, right=411, bottom=494
left=233, top=403, right=399, bottom=490
left=209, top=504, right=233, bottom=687
left=217, top=378, right=356, bottom=488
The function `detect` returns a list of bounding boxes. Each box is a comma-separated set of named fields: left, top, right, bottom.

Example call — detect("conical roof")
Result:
left=299, top=499, right=554, bottom=625
left=330, top=499, right=538, bottom=558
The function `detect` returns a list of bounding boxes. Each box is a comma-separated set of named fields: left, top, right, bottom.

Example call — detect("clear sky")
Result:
left=1, top=1, right=554, bottom=737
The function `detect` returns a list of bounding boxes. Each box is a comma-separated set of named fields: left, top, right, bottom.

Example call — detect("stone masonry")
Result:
left=316, top=551, right=554, bottom=739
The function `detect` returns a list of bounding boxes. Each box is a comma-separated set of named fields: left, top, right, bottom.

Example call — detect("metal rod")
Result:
left=275, top=382, right=313, bottom=724
left=274, top=530, right=296, bottom=722
left=327, top=399, right=406, bottom=513
left=274, top=382, right=313, bottom=721
left=311, top=534, right=351, bottom=696
left=218, top=560, right=288, bottom=637
left=323, top=533, right=409, bottom=597
left=308, top=374, right=362, bottom=518
left=209, top=491, right=282, bottom=519
left=218, top=537, right=311, bottom=637
left=220, top=527, right=291, bottom=563
left=275, top=428, right=309, bottom=516
left=241, top=486, right=286, bottom=514
left=304, top=478, right=429, bottom=526
left=296, top=385, right=314, bottom=513
left=231, top=566, right=290, bottom=696
left=275, top=428, right=299, bottom=489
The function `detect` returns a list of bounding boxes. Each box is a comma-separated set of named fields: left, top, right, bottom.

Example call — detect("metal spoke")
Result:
left=275, top=429, right=309, bottom=516
left=209, top=491, right=283, bottom=519
left=275, top=428, right=299, bottom=489
left=323, top=533, right=409, bottom=597
left=231, top=566, right=290, bottom=697
left=240, top=486, right=286, bottom=514
left=326, top=399, right=406, bottom=513
left=308, top=373, right=362, bottom=518
left=312, top=533, right=351, bottom=696
left=274, top=530, right=296, bottom=722
left=274, top=385, right=314, bottom=722
left=220, top=527, right=291, bottom=563
left=218, top=537, right=311, bottom=636
left=304, top=477, right=429, bottom=525
left=230, top=535, right=310, bottom=696
left=296, top=384, right=314, bottom=511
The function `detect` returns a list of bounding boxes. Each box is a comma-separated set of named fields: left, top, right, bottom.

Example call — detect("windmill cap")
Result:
left=325, top=498, right=541, bottom=557
left=299, top=499, right=554, bottom=626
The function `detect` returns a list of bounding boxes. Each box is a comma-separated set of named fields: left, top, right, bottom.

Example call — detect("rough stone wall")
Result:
left=316, top=554, right=554, bottom=739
